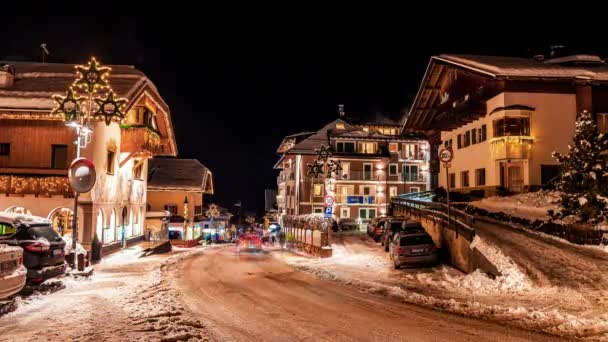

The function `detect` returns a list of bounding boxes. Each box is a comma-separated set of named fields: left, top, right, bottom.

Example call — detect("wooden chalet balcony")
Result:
left=490, top=136, right=533, bottom=160
left=337, top=171, right=385, bottom=181
left=0, top=173, right=73, bottom=197
left=120, top=125, right=162, bottom=155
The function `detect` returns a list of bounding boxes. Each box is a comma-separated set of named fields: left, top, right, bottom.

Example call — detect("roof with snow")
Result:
left=147, top=158, right=214, bottom=194
left=434, top=54, right=608, bottom=80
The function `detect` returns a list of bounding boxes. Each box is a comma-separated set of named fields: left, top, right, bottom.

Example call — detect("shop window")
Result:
left=0, top=143, right=9, bottom=156
left=475, top=168, right=486, bottom=186
left=51, top=145, right=68, bottom=169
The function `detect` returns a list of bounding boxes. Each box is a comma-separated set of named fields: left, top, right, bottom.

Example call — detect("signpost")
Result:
left=324, top=195, right=335, bottom=207
left=324, top=206, right=333, bottom=218
left=439, top=148, right=454, bottom=227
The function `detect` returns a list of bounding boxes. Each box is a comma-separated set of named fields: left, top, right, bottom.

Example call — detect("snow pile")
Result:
left=471, top=190, right=561, bottom=222
left=61, top=234, right=87, bottom=255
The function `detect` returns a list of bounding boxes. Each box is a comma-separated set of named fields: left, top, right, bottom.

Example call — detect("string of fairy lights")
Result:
left=51, top=57, right=128, bottom=127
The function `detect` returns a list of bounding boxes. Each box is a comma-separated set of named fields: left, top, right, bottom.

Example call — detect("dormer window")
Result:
left=335, top=123, right=345, bottom=129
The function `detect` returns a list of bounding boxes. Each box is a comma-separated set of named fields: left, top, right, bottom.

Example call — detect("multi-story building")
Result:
left=275, top=115, right=430, bottom=221
left=405, top=54, right=608, bottom=196
left=0, top=60, right=177, bottom=254
left=146, top=158, right=214, bottom=242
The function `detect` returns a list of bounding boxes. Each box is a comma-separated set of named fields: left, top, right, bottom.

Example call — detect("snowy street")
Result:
left=173, top=242, right=560, bottom=342
left=0, top=246, right=211, bottom=342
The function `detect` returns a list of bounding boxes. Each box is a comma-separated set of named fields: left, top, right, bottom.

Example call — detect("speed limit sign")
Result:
left=324, top=195, right=335, bottom=207
left=439, top=148, right=453, bottom=163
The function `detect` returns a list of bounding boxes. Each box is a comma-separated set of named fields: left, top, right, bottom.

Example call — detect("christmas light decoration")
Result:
left=315, top=145, right=332, bottom=162
left=326, top=159, right=343, bottom=178
left=94, top=91, right=127, bottom=125
left=307, top=160, right=325, bottom=178
left=74, top=57, right=110, bottom=94
left=52, top=88, right=82, bottom=122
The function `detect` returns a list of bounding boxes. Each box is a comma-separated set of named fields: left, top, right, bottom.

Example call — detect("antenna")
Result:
left=40, top=43, right=50, bottom=63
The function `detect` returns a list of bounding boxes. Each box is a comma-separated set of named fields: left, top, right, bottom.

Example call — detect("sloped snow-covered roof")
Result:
left=148, top=158, right=214, bottom=194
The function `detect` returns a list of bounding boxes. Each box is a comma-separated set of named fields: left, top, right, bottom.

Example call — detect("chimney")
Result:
left=0, top=64, right=14, bottom=88
left=338, top=104, right=345, bottom=118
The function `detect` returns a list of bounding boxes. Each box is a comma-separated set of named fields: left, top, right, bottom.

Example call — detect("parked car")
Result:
left=337, top=217, right=358, bottom=231
left=0, top=213, right=67, bottom=284
left=381, top=217, right=425, bottom=252
left=0, top=244, right=27, bottom=299
left=367, top=216, right=388, bottom=242
left=388, top=231, right=438, bottom=269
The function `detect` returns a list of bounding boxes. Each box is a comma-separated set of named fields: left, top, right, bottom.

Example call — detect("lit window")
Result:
left=336, top=123, right=345, bottom=129
left=314, top=184, right=323, bottom=197
left=494, top=117, right=530, bottom=137
left=388, top=143, right=398, bottom=153
left=389, top=186, right=398, bottom=198
left=358, top=142, right=376, bottom=154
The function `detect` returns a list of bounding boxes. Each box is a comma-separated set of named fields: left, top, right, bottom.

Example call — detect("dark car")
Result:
left=388, top=231, right=438, bottom=269
left=0, top=213, right=66, bottom=284
left=381, top=217, right=425, bottom=252
left=337, top=217, right=358, bottom=231
left=367, top=216, right=388, bottom=242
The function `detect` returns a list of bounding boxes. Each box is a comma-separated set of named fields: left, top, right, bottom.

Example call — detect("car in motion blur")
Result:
left=237, top=233, right=262, bottom=252
left=0, top=213, right=67, bottom=284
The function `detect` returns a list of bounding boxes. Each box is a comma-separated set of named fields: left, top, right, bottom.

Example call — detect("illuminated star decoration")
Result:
left=94, top=91, right=127, bottom=125
left=307, top=160, right=325, bottom=178
left=315, top=145, right=333, bottom=162
left=52, top=88, right=82, bottom=122
left=326, top=159, right=343, bottom=178
left=74, top=58, right=110, bottom=94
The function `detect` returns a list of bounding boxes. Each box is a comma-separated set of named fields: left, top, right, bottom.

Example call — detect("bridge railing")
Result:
left=390, top=197, right=475, bottom=240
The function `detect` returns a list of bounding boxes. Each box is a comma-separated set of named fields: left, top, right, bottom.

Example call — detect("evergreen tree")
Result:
left=552, top=110, right=608, bottom=221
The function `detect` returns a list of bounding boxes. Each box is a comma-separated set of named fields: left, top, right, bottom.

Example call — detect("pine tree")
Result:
left=552, top=110, right=608, bottom=221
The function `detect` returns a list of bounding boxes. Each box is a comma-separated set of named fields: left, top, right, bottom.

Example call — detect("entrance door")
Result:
left=507, top=166, right=523, bottom=192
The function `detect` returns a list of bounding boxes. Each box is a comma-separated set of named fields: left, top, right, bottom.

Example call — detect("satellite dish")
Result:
left=68, top=158, right=96, bottom=193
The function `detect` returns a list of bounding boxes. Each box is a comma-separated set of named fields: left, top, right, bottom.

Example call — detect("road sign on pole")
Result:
left=439, top=148, right=454, bottom=228
left=324, top=195, right=335, bottom=207
left=324, top=206, right=333, bottom=218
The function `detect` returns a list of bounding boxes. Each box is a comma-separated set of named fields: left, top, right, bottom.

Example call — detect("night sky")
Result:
left=0, top=16, right=602, bottom=213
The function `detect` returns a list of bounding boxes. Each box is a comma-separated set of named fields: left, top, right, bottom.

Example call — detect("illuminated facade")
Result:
left=275, top=117, right=430, bottom=221
left=0, top=61, right=177, bottom=253
left=405, top=54, right=608, bottom=195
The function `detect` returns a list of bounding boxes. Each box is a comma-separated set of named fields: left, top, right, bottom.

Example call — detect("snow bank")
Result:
left=61, top=234, right=87, bottom=255
left=471, top=190, right=561, bottom=222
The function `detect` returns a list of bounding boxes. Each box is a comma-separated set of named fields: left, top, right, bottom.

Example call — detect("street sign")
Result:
left=324, top=206, right=333, bottom=218
left=439, top=148, right=453, bottom=163
left=442, top=162, right=451, bottom=169
left=324, top=195, right=335, bottom=207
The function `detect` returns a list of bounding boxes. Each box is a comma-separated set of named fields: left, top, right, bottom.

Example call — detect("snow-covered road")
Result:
left=0, top=246, right=211, bottom=342
left=174, top=245, right=560, bottom=342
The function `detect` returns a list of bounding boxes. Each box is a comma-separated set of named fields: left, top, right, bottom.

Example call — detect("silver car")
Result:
left=389, top=231, right=438, bottom=269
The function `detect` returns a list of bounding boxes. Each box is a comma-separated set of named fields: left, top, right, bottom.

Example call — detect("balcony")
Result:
left=336, top=171, right=385, bottom=181
left=490, top=136, right=533, bottom=160
left=335, top=194, right=376, bottom=204
left=120, top=125, right=161, bottom=155
left=400, top=151, right=428, bottom=161
left=402, top=173, right=427, bottom=183
left=0, top=174, right=72, bottom=197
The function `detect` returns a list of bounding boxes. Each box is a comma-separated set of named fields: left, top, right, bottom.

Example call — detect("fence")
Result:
left=282, top=215, right=332, bottom=257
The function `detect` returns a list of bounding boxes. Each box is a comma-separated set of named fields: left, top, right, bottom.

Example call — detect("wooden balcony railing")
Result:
left=120, top=125, right=162, bottom=154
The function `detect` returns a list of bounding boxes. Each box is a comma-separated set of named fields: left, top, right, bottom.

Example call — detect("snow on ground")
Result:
left=471, top=190, right=561, bottom=222
left=276, top=232, right=608, bottom=340
left=0, top=245, right=213, bottom=342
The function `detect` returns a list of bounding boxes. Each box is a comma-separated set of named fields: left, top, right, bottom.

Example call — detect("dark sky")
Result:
left=1, top=16, right=602, bottom=213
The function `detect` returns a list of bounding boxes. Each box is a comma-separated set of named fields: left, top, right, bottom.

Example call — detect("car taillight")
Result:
left=23, top=241, right=51, bottom=253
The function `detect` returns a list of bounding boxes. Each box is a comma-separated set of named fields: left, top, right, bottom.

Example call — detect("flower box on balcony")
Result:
left=119, top=124, right=161, bottom=154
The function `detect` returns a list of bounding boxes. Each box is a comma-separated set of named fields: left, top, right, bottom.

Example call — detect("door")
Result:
left=507, top=166, right=523, bottom=192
